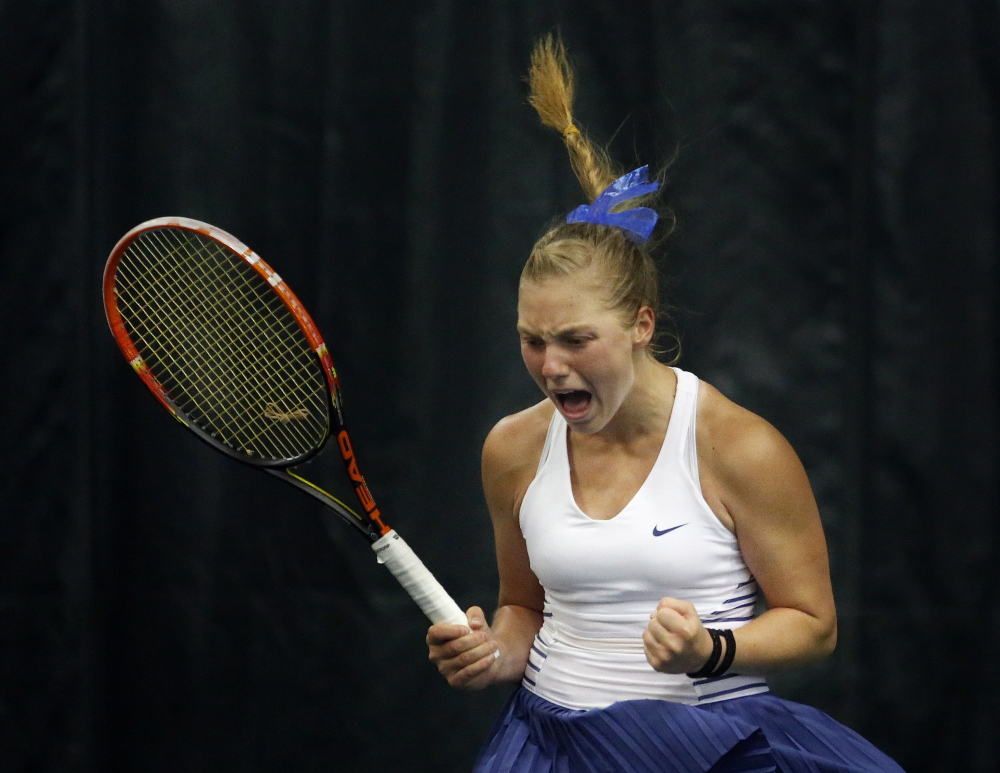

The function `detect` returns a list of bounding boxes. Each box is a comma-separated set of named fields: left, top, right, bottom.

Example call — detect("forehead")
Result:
left=516, top=269, right=617, bottom=333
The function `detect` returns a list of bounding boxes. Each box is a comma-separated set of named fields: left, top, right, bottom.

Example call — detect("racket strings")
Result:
left=118, top=230, right=323, bottom=459
left=117, top=257, right=313, bottom=459
left=124, top=230, right=318, bottom=445
left=146, top=233, right=326, bottom=455
left=114, top=227, right=329, bottom=461
left=125, top=229, right=325, bottom=458
left=117, top=235, right=287, bottom=424
left=117, top=236, right=317, bottom=459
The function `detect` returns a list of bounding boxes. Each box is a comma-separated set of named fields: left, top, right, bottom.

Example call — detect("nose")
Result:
left=541, top=347, right=568, bottom=380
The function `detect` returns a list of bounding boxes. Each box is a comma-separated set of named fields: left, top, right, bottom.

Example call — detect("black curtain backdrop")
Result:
left=1, top=1, right=997, bottom=770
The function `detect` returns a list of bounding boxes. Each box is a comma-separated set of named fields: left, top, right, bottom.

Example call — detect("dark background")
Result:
left=1, top=1, right=997, bottom=770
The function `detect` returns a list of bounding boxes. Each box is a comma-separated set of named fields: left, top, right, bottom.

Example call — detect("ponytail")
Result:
left=527, top=34, right=618, bottom=203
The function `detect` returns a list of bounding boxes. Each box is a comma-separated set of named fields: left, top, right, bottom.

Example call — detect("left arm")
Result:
left=643, top=381, right=837, bottom=675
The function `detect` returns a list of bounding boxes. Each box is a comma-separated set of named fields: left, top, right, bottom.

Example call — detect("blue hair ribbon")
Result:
left=565, top=165, right=660, bottom=243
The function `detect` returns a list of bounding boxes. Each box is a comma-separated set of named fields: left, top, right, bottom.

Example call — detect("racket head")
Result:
left=104, top=217, right=343, bottom=469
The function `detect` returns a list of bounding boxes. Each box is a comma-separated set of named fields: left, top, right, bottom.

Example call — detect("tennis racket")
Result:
left=103, top=216, right=467, bottom=626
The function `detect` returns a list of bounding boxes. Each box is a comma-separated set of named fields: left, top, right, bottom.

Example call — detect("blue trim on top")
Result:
left=692, top=672, right=742, bottom=686
left=696, top=682, right=769, bottom=701
left=723, top=592, right=758, bottom=604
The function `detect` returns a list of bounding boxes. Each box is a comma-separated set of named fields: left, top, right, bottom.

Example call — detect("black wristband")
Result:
left=715, top=628, right=736, bottom=677
left=686, top=628, right=722, bottom=679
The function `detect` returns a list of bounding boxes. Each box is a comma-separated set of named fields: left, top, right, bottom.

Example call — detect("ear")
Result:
left=632, top=306, right=656, bottom=349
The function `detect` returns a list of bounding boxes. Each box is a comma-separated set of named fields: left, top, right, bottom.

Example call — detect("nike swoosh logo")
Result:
left=652, top=524, right=687, bottom=537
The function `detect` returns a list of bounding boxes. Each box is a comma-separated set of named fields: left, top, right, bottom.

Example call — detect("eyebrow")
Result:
left=517, top=325, right=595, bottom=339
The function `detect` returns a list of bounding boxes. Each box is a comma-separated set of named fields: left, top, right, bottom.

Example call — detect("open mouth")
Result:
left=554, top=389, right=592, bottom=419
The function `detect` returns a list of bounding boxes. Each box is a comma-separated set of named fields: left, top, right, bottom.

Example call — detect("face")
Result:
left=517, top=267, right=653, bottom=434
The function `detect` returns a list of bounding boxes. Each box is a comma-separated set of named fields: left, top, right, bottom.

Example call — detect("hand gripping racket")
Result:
left=103, top=216, right=467, bottom=626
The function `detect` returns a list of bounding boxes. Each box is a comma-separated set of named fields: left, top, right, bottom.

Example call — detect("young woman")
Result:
left=427, top=36, right=903, bottom=773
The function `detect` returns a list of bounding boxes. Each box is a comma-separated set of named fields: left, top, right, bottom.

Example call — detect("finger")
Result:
left=449, top=647, right=502, bottom=687
left=465, top=606, right=487, bottom=630
left=440, top=638, right=499, bottom=679
left=651, top=605, right=690, bottom=636
left=643, top=624, right=685, bottom=654
left=642, top=628, right=663, bottom=653
left=429, top=630, right=489, bottom=663
left=642, top=630, right=676, bottom=672
left=656, top=596, right=697, bottom=618
left=642, top=625, right=694, bottom=671
left=426, top=623, right=472, bottom=646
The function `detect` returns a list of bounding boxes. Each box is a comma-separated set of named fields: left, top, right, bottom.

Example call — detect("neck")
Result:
left=590, top=354, right=677, bottom=446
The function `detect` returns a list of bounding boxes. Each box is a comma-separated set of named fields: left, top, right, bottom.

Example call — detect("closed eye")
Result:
left=558, top=333, right=595, bottom=347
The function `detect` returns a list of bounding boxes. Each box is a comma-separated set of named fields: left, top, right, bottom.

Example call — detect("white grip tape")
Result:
left=372, top=530, right=468, bottom=626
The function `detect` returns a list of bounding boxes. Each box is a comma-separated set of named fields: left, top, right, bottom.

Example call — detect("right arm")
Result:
left=426, top=404, right=550, bottom=689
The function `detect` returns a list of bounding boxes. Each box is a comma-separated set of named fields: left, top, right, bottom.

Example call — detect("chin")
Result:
left=562, top=410, right=607, bottom=435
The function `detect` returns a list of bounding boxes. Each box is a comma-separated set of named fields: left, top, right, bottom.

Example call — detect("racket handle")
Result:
left=372, top=530, right=468, bottom=626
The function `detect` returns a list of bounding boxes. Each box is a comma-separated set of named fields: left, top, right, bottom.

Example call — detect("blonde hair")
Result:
left=524, top=34, right=676, bottom=361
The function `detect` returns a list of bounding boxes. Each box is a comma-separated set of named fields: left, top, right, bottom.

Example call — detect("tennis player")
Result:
left=427, top=36, right=904, bottom=772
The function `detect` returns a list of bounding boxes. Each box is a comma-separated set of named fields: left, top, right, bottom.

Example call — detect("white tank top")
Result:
left=518, top=367, right=769, bottom=709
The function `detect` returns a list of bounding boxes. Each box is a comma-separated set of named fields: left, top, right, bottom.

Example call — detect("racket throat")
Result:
left=335, top=429, right=391, bottom=537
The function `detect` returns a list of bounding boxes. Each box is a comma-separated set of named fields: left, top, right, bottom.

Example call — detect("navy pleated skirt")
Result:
left=474, top=688, right=903, bottom=773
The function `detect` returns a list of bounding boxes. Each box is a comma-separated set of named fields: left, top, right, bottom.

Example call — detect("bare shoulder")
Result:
left=694, top=378, right=834, bottom=648
left=696, top=379, right=811, bottom=509
left=482, top=399, right=554, bottom=518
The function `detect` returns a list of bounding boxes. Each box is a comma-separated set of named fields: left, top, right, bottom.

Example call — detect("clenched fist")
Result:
left=642, top=597, right=714, bottom=674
